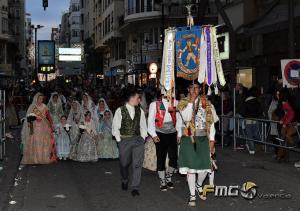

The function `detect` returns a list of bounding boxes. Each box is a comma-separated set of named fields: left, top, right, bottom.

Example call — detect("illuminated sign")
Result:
left=59, top=55, right=81, bottom=61
left=38, top=40, right=55, bottom=65
left=58, top=47, right=82, bottom=61
left=149, top=63, right=158, bottom=74
left=216, top=32, right=229, bottom=60
left=58, top=48, right=81, bottom=55
left=38, top=65, right=55, bottom=74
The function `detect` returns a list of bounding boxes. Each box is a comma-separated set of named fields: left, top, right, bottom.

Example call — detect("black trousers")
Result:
left=156, top=132, right=178, bottom=171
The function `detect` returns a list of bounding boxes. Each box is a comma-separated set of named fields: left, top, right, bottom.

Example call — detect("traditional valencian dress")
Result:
left=54, top=123, right=71, bottom=160
left=94, top=98, right=118, bottom=159
left=67, top=101, right=83, bottom=144
left=48, top=92, right=65, bottom=125
left=177, top=96, right=218, bottom=174
left=148, top=97, right=181, bottom=190
left=177, top=96, right=218, bottom=202
left=71, top=119, right=98, bottom=162
left=81, top=93, right=95, bottom=114
left=96, top=110, right=119, bottom=159
left=21, top=93, right=57, bottom=164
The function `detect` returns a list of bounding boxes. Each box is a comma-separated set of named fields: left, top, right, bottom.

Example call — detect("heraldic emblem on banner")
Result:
left=176, top=26, right=201, bottom=80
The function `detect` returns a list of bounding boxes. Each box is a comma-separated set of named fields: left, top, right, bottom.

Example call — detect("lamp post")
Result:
left=31, top=24, right=44, bottom=81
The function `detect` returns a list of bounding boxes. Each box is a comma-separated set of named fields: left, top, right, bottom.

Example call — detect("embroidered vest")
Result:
left=155, top=100, right=176, bottom=128
left=120, top=106, right=141, bottom=137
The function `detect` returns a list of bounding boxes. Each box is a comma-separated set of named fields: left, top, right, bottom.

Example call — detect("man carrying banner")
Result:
left=148, top=92, right=181, bottom=191
left=177, top=82, right=219, bottom=207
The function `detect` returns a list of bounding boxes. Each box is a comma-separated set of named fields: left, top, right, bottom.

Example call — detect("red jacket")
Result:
left=281, top=102, right=295, bottom=126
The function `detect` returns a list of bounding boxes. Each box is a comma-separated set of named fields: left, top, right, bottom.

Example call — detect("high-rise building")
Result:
left=59, top=11, right=71, bottom=47
left=0, top=0, right=26, bottom=78
left=69, top=0, right=81, bottom=46
left=0, top=0, right=10, bottom=76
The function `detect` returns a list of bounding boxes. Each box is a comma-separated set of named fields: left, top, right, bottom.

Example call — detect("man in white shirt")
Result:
left=148, top=94, right=181, bottom=191
left=177, top=82, right=219, bottom=206
left=112, top=86, right=147, bottom=197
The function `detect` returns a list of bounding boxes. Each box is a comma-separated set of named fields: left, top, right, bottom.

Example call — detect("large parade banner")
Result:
left=176, top=26, right=201, bottom=80
left=281, top=59, right=300, bottom=88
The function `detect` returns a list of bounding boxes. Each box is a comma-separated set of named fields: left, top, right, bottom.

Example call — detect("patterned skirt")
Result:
left=178, top=136, right=211, bottom=174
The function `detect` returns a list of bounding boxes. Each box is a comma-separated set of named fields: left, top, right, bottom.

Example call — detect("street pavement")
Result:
left=4, top=144, right=300, bottom=211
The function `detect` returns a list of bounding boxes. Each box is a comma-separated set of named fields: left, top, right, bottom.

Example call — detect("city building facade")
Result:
left=0, top=0, right=26, bottom=78
left=220, top=0, right=300, bottom=90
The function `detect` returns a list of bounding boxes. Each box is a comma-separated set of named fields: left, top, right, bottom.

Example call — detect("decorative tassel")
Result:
left=207, top=87, right=212, bottom=95
left=214, top=85, right=219, bottom=95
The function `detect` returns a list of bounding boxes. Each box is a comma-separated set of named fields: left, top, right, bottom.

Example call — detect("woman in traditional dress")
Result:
left=81, top=93, right=95, bottom=114
left=54, top=115, right=71, bottom=160
left=97, top=110, right=118, bottom=159
left=94, top=98, right=109, bottom=121
left=67, top=100, right=82, bottom=144
left=48, top=92, right=64, bottom=125
left=21, top=93, right=56, bottom=164
left=71, top=110, right=98, bottom=162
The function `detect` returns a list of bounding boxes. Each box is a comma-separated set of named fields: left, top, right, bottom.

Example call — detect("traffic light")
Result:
left=43, top=0, right=48, bottom=11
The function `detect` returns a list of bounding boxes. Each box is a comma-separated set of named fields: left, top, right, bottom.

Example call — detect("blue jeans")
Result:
left=245, top=123, right=259, bottom=151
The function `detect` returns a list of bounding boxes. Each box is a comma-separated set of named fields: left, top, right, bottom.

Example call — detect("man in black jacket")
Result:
left=240, top=87, right=263, bottom=155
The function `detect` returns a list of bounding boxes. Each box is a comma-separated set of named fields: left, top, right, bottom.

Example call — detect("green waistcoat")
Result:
left=120, top=106, right=141, bottom=137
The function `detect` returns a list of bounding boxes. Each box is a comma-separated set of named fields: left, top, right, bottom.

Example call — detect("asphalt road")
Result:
left=5, top=146, right=300, bottom=211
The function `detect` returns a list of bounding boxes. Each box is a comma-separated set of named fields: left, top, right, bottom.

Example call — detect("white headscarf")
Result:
left=94, top=98, right=109, bottom=118
left=81, top=93, right=95, bottom=113
left=48, top=92, right=62, bottom=107
left=67, top=100, right=82, bottom=124
left=21, top=93, right=45, bottom=144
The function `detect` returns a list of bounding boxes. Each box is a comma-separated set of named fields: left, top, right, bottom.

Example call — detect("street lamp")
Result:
left=31, top=24, right=44, bottom=81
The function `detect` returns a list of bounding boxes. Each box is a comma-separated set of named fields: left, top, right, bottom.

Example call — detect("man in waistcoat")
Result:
left=112, top=86, right=147, bottom=197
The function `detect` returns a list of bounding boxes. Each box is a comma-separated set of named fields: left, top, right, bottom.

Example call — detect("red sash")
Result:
left=155, top=100, right=176, bottom=128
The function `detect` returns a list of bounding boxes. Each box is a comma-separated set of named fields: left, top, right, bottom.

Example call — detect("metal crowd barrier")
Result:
left=218, top=89, right=300, bottom=153
left=0, top=90, right=6, bottom=160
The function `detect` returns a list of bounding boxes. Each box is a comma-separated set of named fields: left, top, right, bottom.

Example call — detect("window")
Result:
left=2, top=18, right=8, bottom=34
left=120, top=41, right=126, bottom=59
left=99, top=23, right=102, bottom=39
left=149, top=29, right=153, bottom=45
left=136, top=0, right=140, bottom=13
left=141, top=0, right=144, bottom=12
left=154, top=28, right=158, bottom=44
left=72, top=4, right=80, bottom=12
left=99, top=0, right=102, bottom=16
left=107, top=15, right=110, bottom=33
left=147, top=0, right=152, bottom=11
left=72, top=16, right=80, bottom=25
left=102, top=21, right=104, bottom=37
left=81, top=14, right=84, bottom=25
left=111, top=12, right=113, bottom=31
left=72, top=29, right=79, bottom=37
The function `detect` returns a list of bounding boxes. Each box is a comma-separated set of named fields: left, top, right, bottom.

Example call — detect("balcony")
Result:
left=125, top=6, right=161, bottom=22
